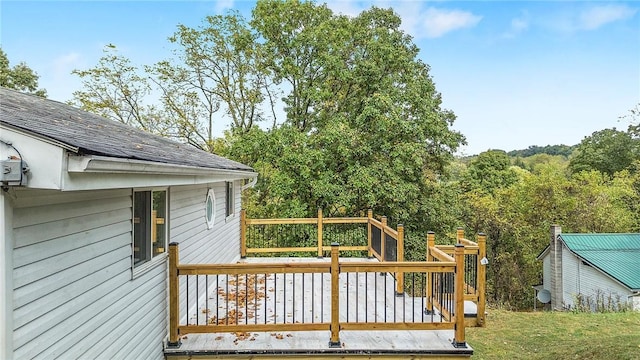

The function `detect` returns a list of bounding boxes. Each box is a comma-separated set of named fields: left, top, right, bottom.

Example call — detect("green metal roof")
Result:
left=560, top=234, right=640, bottom=290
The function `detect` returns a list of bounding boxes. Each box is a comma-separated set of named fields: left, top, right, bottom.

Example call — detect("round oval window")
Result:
left=205, top=189, right=215, bottom=229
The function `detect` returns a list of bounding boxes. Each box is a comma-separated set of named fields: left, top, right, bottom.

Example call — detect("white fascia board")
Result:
left=68, top=155, right=256, bottom=177
left=1, top=125, right=68, bottom=190
left=64, top=155, right=257, bottom=191
left=0, top=123, right=78, bottom=153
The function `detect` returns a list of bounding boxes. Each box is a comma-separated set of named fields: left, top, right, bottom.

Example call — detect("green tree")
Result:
left=251, top=0, right=333, bottom=131
left=71, top=45, right=168, bottom=135
left=0, top=47, right=46, bottom=97
left=569, top=128, right=639, bottom=176
left=622, top=103, right=639, bottom=138
left=213, top=2, right=466, bottom=249
left=155, top=11, right=273, bottom=144
left=462, top=150, right=518, bottom=194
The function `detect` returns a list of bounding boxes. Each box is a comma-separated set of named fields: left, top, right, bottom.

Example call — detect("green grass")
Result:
left=466, top=309, right=640, bottom=359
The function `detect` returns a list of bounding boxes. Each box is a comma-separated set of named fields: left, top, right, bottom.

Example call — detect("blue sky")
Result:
left=1, top=1, right=638, bottom=155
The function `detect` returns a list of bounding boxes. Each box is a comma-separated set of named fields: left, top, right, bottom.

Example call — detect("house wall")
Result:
left=561, top=244, right=632, bottom=310
left=171, top=181, right=242, bottom=324
left=171, top=181, right=241, bottom=265
left=9, top=180, right=242, bottom=359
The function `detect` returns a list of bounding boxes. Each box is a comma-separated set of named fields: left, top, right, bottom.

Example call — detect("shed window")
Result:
left=226, top=181, right=234, bottom=217
left=133, top=190, right=167, bottom=267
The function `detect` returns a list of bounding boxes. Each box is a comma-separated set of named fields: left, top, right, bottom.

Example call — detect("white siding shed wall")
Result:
left=11, top=188, right=166, bottom=360
left=561, top=243, right=632, bottom=309
left=542, top=255, right=550, bottom=291
left=561, top=246, right=580, bottom=308
left=574, top=259, right=631, bottom=306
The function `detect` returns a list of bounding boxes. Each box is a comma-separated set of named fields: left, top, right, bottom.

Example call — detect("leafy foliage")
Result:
left=71, top=45, right=166, bottom=134
left=0, top=47, right=46, bottom=97
left=569, top=128, right=639, bottom=176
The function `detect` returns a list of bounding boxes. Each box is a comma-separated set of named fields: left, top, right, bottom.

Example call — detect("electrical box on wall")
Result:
left=1, top=159, right=29, bottom=186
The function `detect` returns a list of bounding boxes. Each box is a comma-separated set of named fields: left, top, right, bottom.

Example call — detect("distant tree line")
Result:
left=507, top=144, right=575, bottom=158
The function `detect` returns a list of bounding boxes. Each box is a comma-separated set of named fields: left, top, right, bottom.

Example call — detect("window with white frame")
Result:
left=225, top=181, right=234, bottom=217
left=133, top=189, right=167, bottom=267
left=205, top=188, right=215, bottom=229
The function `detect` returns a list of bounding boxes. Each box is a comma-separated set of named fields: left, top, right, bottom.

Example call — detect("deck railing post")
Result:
left=453, top=243, right=466, bottom=348
left=380, top=216, right=387, bottom=262
left=167, top=242, right=181, bottom=348
left=367, top=209, right=373, bottom=258
left=477, top=233, right=487, bottom=327
left=396, top=224, right=404, bottom=296
left=329, top=242, right=341, bottom=347
left=456, top=227, right=464, bottom=243
left=240, top=209, right=247, bottom=258
left=317, top=208, right=324, bottom=258
left=425, top=231, right=435, bottom=314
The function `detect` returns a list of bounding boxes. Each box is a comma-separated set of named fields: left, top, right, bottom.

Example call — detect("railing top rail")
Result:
left=429, top=246, right=455, bottom=262
left=176, top=262, right=331, bottom=275
left=245, top=216, right=369, bottom=225
left=369, top=217, right=383, bottom=228
left=437, top=244, right=480, bottom=252
left=340, top=261, right=455, bottom=273
left=322, top=217, right=368, bottom=224
left=383, top=226, right=398, bottom=238
left=176, top=259, right=456, bottom=276
left=245, top=218, right=317, bottom=225
left=458, top=238, right=478, bottom=247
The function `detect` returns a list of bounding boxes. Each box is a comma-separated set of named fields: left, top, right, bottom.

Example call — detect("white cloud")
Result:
left=502, top=14, right=529, bottom=39
left=578, top=4, right=637, bottom=30
left=214, top=0, right=235, bottom=14
left=326, top=0, right=363, bottom=18
left=324, top=2, right=483, bottom=39
left=422, top=7, right=482, bottom=38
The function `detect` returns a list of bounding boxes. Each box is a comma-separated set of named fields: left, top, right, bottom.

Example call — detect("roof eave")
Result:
left=68, top=154, right=257, bottom=178
left=0, top=122, right=79, bottom=153
left=536, top=245, right=550, bottom=260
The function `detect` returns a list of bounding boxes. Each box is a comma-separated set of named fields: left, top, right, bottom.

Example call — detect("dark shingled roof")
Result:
left=0, top=87, right=253, bottom=172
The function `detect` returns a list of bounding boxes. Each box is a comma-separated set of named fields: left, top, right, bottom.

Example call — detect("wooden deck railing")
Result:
left=428, top=229, right=487, bottom=327
left=241, top=209, right=406, bottom=295
left=167, top=243, right=468, bottom=349
left=241, top=209, right=404, bottom=261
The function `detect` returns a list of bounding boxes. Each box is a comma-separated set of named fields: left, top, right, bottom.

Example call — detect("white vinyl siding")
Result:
left=561, top=243, right=632, bottom=309
left=542, top=255, right=551, bottom=291
left=9, top=181, right=243, bottom=359
left=11, top=188, right=166, bottom=360
left=170, top=182, right=241, bottom=324
left=170, top=182, right=240, bottom=265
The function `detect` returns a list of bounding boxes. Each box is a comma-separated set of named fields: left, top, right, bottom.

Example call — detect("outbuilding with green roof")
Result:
left=537, top=225, right=640, bottom=311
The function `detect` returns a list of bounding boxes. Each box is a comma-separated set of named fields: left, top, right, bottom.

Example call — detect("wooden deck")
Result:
left=165, top=257, right=474, bottom=359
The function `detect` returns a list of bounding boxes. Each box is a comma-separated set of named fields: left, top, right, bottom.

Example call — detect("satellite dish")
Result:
left=537, top=289, right=551, bottom=304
